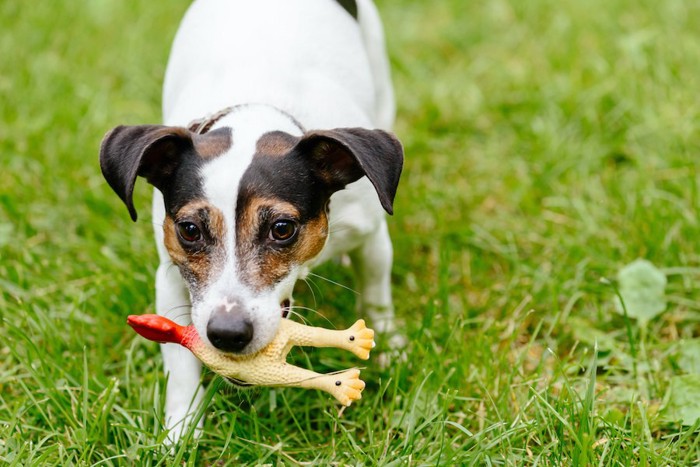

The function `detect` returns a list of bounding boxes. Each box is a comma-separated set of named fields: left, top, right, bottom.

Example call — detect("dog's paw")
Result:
left=327, top=369, right=365, bottom=406
left=374, top=329, right=408, bottom=369
left=344, top=319, right=375, bottom=360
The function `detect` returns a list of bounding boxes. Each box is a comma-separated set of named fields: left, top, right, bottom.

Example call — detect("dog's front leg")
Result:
left=350, top=219, right=405, bottom=349
left=155, top=263, right=204, bottom=444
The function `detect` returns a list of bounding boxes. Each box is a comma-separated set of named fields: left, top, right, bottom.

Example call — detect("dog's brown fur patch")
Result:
left=163, top=216, right=188, bottom=264
left=163, top=200, right=227, bottom=294
left=293, top=214, right=329, bottom=262
left=235, top=196, right=328, bottom=291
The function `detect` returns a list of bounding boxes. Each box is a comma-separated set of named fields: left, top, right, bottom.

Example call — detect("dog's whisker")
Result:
left=290, top=305, right=324, bottom=315
left=307, top=272, right=358, bottom=295
left=327, top=226, right=355, bottom=236
left=288, top=306, right=335, bottom=327
left=326, top=219, right=353, bottom=231
left=328, top=214, right=351, bottom=225
left=286, top=310, right=312, bottom=325
left=164, top=304, right=193, bottom=322
left=301, top=277, right=320, bottom=309
left=166, top=312, right=192, bottom=321
left=328, top=227, right=355, bottom=236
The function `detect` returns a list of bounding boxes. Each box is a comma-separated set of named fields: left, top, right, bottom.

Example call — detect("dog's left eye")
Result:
left=177, top=221, right=203, bottom=243
left=269, top=220, right=298, bottom=243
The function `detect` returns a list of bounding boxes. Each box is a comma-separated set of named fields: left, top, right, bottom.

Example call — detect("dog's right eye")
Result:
left=177, top=221, right=202, bottom=244
left=269, top=220, right=297, bottom=241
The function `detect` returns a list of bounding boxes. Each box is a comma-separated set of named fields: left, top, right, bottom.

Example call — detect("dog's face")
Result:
left=100, top=105, right=403, bottom=355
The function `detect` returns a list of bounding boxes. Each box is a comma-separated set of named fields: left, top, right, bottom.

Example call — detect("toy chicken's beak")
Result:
left=127, top=314, right=186, bottom=345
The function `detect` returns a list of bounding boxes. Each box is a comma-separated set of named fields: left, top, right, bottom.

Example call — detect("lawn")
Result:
left=2, top=0, right=700, bottom=464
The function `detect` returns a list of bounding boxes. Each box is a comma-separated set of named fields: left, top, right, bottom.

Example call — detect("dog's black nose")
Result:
left=206, top=308, right=254, bottom=353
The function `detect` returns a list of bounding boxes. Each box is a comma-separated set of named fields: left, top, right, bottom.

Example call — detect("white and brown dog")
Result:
left=100, top=0, right=403, bottom=441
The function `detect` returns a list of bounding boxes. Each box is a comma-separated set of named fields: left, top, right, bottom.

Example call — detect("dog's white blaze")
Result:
left=193, top=105, right=304, bottom=352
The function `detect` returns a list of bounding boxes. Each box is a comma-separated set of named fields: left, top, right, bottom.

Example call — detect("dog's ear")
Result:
left=297, top=128, right=404, bottom=214
left=99, top=125, right=193, bottom=221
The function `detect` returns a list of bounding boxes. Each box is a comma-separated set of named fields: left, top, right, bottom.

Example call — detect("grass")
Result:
left=1, top=0, right=700, bottom=464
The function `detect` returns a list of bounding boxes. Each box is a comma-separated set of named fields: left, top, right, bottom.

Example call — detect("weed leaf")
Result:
left=676, top=339, right=700, bottom=374
left=614, top=259, right=667, bottom=326
left=661, top=375, right=700, bottom=425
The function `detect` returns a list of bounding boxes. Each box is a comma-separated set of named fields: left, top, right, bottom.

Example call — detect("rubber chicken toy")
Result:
left=127, top=314, right=375, bottom=406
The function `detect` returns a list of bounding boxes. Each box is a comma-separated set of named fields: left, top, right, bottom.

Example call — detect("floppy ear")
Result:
left=298, top=128, right=404, bottom=214
left=99, top=125, right=193, bottom=221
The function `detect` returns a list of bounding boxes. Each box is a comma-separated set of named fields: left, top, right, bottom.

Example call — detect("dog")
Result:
left=99, top=0, right=403, bottom=442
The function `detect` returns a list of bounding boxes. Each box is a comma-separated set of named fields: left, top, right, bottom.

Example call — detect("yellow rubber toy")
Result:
left=128, top=314, right=375, bottom=406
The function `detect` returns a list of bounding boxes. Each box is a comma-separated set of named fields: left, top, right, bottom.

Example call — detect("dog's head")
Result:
left=100, top=105, right=403, bottom=354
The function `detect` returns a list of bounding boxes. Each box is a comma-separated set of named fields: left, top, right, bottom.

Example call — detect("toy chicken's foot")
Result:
left=284, top=319, right=375, bottom=360
left=303, top=368, right=365, bottom=406
left=264, top=363, right=365, bottom=406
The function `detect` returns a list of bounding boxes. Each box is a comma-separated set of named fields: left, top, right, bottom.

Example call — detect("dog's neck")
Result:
left=188, top=106, right=237, bottom=135
left=188, top=104, right=306, bottom=136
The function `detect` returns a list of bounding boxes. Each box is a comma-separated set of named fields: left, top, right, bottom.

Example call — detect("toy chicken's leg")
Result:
left=259, top=362, right=365, bottom=406
left=283, top=319, right=375, bottom=360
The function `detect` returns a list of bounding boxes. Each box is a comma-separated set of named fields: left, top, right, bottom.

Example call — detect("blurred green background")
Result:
left=1, top=0, right=699, bottom=464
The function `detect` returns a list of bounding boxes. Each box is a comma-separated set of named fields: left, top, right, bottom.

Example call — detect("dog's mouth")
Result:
left=281, top=299, right=291, bottom=318
left=225, top=377, right=254, bottom=387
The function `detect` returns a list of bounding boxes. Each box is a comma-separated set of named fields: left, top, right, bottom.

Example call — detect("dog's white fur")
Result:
left=151, top=0, right=397, bottom=442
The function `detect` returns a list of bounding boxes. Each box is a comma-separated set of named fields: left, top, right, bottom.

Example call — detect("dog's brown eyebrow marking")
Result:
left=235, top=196, right=328, bottom=291
left=236, top=197, right=300, bottom=250
left=163, top=200, right=227, bottom=297
left=176, top=200, right=227, bottom=242
left=253, top=210, right=328, bottom=289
